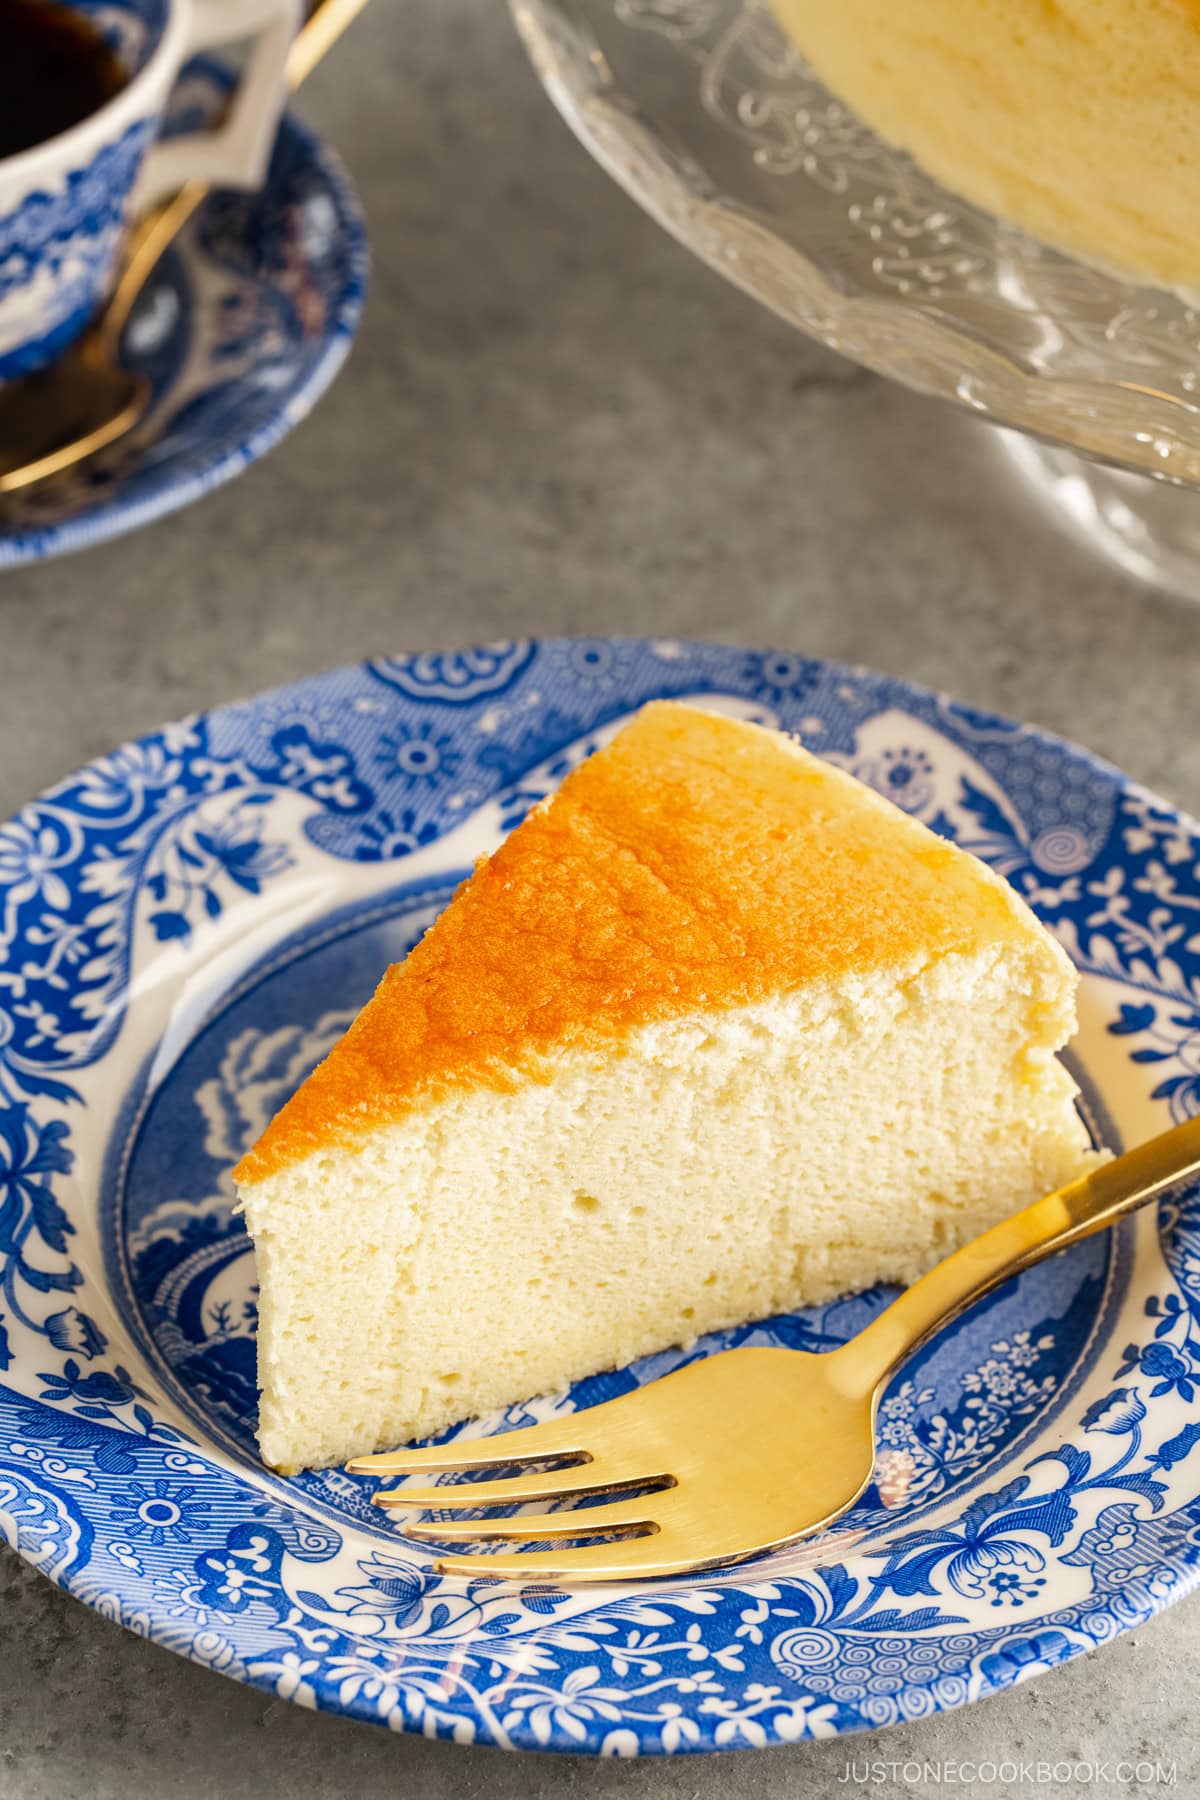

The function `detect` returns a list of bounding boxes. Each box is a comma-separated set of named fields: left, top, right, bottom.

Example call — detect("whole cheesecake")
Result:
left=235, top=702, right=1099, bottom=1473
left=771, top=0, right=1200, bottom=291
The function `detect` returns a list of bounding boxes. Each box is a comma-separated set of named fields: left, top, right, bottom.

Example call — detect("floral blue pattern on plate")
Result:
left=2, top=637, right=1200, bottom=1753
left=0, top=60, right=367, bottom=567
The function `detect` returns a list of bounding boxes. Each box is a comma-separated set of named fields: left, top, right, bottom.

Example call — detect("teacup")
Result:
left=0, top=0, right=300, bottom=382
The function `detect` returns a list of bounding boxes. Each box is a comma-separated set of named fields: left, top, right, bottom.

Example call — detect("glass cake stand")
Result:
left=512, top=0, right=1200, bottom=600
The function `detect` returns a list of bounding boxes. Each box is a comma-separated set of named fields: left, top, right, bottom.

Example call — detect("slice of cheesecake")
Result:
left=235, top=701, right=1099, bottom=1473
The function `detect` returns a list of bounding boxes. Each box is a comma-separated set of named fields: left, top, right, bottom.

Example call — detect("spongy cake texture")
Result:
left=236, top=702, right=1100, bottom=1471
left=771, top=0, right=1200, bottom=291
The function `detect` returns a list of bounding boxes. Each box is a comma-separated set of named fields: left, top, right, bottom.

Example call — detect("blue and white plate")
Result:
left=0, top=63, right=367, bottom=568
left=2, top=637, right=1200, bottom=1753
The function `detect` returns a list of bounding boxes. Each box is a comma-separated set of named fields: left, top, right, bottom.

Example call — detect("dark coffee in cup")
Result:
left=0, top=0, right=126, bottom=160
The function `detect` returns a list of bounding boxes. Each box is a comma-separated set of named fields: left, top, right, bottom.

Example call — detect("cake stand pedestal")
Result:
left=996, top=434, right=1200, bottom=601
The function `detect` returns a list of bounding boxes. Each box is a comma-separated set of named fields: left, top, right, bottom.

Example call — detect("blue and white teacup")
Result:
left=0, top=0, right=300, bottom=382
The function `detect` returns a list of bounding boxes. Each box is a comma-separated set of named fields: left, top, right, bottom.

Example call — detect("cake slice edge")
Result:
left=241, top=933, right=1100, bottom=1473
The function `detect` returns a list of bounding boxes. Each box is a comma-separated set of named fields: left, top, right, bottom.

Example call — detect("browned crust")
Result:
left=235, top=702, right=1033, bottom=1182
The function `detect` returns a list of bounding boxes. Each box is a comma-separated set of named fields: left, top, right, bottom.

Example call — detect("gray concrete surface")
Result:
left=1, top=2, right=1198, bottom=1795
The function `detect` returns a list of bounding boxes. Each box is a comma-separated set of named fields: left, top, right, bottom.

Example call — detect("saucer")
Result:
left=0, top=62, right=367, bottom=569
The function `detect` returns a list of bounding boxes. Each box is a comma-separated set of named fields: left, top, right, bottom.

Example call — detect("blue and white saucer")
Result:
left=2, top=637, right=1200, bottom=1753
left=0, top=64, right=367, bottom=569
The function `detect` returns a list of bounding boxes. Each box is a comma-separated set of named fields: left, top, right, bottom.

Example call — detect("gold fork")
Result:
left=347, top=1116, right=1200, bottom=1584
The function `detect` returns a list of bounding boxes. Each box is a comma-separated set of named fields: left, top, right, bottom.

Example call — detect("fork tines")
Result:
left=346, top=1422, right=677, bottom=1578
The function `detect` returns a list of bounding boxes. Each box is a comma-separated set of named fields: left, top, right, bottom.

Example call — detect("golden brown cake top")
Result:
left=236, top=701, right=1041, bottom=1182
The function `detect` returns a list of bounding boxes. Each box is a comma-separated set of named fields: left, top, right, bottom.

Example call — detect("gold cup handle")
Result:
left=833, top=1115, right=1200, bottom=1396
left=101, top=0, right=373, bottom=352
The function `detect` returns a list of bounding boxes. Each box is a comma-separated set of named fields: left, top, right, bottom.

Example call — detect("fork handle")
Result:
left=832, top=1115, right=1200, bottom=1395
